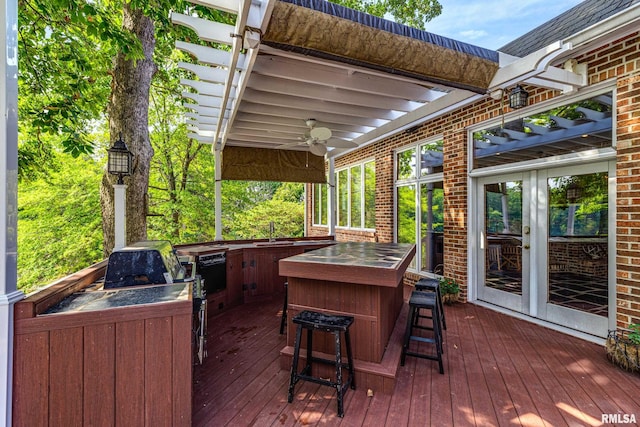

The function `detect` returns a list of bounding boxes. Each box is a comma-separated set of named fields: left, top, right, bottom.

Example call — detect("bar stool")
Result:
left=279, top=282, right=288, bottom=335
left=415, top=277, right=446, bottom=329
left=288, top=310, right=355, bottom=417
left=401, top=291, right=444, bottom=374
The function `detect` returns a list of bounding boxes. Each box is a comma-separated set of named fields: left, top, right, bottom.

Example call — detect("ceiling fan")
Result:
left=278, top=119, right=356, bottom=156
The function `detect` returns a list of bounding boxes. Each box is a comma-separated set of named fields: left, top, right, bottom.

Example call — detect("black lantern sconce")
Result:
left=508, top=85, right=529, bottom=109
left=107, top=133, right=133, bottom=184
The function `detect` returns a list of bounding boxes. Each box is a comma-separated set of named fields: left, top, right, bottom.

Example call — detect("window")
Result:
left=395, top=139, right=443, bottom=274
left=312, top=182, right=328, bottom=226
left=473, top=92, right=613, bottom=169
left=336, top=160, right=375, bottom=230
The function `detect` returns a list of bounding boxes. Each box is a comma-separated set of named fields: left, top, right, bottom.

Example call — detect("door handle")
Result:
left=523, top=244, right=530, bottom=249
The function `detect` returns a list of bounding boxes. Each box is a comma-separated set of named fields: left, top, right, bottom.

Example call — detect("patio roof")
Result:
left=171, top=0, right=502, bottom=162
left=171, top=0, right=639, bottom=165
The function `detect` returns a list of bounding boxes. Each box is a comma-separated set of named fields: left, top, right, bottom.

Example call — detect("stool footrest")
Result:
left=293, top=373, right=353, bottom=390
left=409, top=335, right=437, bottom=344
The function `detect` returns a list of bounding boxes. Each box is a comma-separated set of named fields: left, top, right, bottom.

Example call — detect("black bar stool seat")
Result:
left=401, top=291, right=444, bottom=374
left=415, top=277, right=446, bottom=329
left=288, top=310, right=356, bottom=417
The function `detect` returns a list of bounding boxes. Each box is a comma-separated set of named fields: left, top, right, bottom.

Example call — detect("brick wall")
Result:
left=307, top=31, right=640, bottom=324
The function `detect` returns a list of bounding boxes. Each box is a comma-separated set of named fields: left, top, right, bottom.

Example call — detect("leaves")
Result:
left=331, top=0, right=442, bottom=30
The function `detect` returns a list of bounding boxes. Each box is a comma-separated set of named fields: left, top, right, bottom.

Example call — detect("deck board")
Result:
left=192, top=292, right=640, bottom=426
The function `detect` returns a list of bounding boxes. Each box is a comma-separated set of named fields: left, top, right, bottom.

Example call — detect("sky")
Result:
left=423, top=0, right=585, bottom=50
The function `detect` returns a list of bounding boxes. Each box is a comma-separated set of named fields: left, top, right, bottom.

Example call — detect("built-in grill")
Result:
left=104, top=240, right=188, bottom=289
left=196, top=252, right=226, bottom=294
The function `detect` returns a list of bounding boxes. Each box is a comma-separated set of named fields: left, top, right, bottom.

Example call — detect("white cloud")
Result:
left=424, top=0, right=584, bottom=49
left=458, top=30, right=488, bottom=40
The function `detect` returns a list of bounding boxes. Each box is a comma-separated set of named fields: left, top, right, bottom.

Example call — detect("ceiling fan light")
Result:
left=309, top=142, right=327, bottom=156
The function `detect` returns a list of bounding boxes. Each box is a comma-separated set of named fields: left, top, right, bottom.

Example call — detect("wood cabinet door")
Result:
left=226, top=250, right=244, bottom=307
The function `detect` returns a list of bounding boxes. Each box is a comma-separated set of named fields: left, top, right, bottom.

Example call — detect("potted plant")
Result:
left=439, top=277, right=460, bottom=304
left=606, top=323, right=640, bottom=372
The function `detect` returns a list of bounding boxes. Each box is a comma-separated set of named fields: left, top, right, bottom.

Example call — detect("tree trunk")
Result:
left=100, top=4, right=156, bottom=256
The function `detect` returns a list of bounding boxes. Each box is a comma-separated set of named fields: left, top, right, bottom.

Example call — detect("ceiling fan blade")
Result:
left=309, top=142, right=327, bottom=156
left=309, top=127, right=332, bottom=141
left=276, top=141, right=303, bottom=149
left=325, top=139, right=357, bottom=148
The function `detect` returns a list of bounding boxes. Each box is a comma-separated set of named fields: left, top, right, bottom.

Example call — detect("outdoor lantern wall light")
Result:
left=107, top=133, right=133, bottom=184
left=508, top=85, right=529, bottom=109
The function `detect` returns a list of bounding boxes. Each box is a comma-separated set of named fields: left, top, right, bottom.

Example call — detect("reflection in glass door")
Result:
left=475, top=166, right=611, bottom=337
left=478, top=176, right=528, bottom=313
left=542, top=171, right=609, bottom=334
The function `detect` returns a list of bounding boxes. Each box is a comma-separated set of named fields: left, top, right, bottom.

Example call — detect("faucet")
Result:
left=269, top=221, right=275, bottom=242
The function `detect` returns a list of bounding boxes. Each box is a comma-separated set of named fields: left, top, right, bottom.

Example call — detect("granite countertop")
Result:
left=285, top=242, right=414, bottom=268
left=42, top=283, right=191, bottom=314
left=177, top=239, right=336, bottom=256
left=279, top=242, right=416, bottom=287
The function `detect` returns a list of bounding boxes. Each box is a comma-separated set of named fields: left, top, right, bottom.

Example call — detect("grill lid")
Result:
left=104, top=240, right=186, bottom=289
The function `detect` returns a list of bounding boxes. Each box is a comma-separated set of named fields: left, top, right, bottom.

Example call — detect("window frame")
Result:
left=394, top=137, right=444, bottom=275
left=335, top=158, right=376, bottom=231
left=312, top=181, right=328, bottom=226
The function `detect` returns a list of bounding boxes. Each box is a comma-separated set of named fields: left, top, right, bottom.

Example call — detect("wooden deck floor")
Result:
left=192, top=292, right=640, bottom=426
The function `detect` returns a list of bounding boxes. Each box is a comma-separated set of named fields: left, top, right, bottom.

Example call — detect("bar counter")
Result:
left=279, top=242, right=415, bottom=392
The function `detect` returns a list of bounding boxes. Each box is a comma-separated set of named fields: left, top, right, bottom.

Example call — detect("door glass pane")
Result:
left=421, top=182, right=443, bottom=274
left=397, top=185, right=416, bottom=268
left=350, top=165, right=362, bottom=228
left=484, top=181, right=523, bottom=294
left=320, top=183, right=327, bottom=225
left=338, top=169, right=348, bottom=226
left=364, top=161, right=375, bottom=228
left=397, top=149, right=416, bottom=181
left=547, top=173, right=608, bottom=316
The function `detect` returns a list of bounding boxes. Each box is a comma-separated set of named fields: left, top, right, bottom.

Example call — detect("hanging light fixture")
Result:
left=508, top=85, right=529, bottom=109
left=107, top=133, right=133, bottom=184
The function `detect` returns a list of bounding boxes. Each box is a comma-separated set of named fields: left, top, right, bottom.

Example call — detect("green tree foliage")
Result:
left=228, top=198, right=305, bottom=240
left=18, top=152, right=104, bottom=293
left=18, top=0, right=135, bottom=163
left=333, top=0, right=442, bottom=29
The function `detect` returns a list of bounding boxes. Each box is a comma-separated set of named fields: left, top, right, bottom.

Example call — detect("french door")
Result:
left=475, top=162, right=614, bottom=337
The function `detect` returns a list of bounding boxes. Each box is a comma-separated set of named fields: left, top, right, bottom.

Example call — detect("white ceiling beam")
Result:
left=239, top=103, right=388, bottom=128
left=233, top=113, right=374, bottom=134
left=188, top=123, right=218, bottom=131
left=246, top=74, right=424, bottom=112
left=241, top=88, right=404, bottom=120
left=170, top=12, right=234, bottom=45
left=232, top=120, right=363, bottom=139
left=175, top=41, right=245, bottom=69
left=187, top=132, right=215, bottom=143
left=182, top=92, right=226, bottom=108
left=180, top=79, right=236, bottom=98
left=251, top=55, right=446, bottom=102
left=184, top=103, right=231, bottom=118
left=534, top=64, right=587, bottom=87
left=329, top=89, right=480, bottom=158
left=186, top=0, right=239, bottom=14
left=215, top=0, right=254, bottom=149
left=178, top=62, right=241, bottom=86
